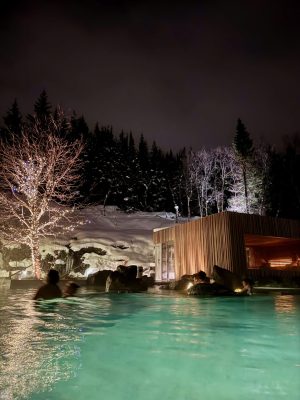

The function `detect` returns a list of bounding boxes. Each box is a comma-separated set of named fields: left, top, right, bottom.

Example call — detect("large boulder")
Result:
left=173, top=274, right=194, bottom=291
left=105, top=265, right=154, bottom=293
left=188, top=282, right=234, bottom=296
left=87, top=269, right=112, bottom=286
left=105, top=270, right=127, bottom=292
left=117, top=265, right=138, bottom=282
left=212, top=265, right=242, bottom=291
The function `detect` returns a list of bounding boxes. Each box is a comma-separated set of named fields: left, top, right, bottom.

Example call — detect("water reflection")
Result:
left=275, top=295, right=297, bottom=314
left=0, top=290, right=151, bottom=399
left=1, top=290, right=300, bottom=400
left=0, top=293, right=82, bottom=400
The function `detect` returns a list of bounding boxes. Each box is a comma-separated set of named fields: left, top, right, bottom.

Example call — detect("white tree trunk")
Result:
left=31, top=237, right=41, bottom=280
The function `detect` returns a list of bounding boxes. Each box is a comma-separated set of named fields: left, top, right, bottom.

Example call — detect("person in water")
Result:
left=193, top=270, right=210, bottom=284
left=240, top=278, right=253, bottom=295
left=33, top=269, right=62, bottom=300
left=63, top=282, right=80, bottom=297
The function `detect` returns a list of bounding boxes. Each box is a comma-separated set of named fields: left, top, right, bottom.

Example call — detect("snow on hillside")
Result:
left=31, top=206, right=178, bottom=278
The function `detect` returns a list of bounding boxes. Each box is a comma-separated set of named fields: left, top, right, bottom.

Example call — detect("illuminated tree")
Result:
left=227, top=142, right=271, bottom=215
left=211, top=146, right=236, bottom=213
left=0, top=116, right=84, bottom=279
left=233, top=118, right=253, bottom=213
left=190, top=148, right=214, bottom=217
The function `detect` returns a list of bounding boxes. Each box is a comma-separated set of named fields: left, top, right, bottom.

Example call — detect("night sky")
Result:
left=1, top=0, right=300, bottom=151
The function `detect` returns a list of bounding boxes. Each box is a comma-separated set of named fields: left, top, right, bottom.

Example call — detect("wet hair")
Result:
left=193, top=271, right=207, bottom=282
left=47, top=269, right=60, bottom=285
left=198, top=271, right=207, bottom=280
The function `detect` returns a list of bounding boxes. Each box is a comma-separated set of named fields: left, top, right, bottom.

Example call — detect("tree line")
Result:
left=1, top=90, right=300, bottom=220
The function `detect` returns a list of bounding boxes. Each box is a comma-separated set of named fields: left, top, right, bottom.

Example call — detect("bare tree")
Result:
left=212, top=147, right=236, bottom=212
left=182, top=150, right=195, bottom=220
left=190, top=148, right=214, bottom=217
left=0, top=117, right=84, bottom=279
left=226, top=161, right=246, bottom=213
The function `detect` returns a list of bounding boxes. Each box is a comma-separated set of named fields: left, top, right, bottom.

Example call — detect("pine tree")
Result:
left=34, top=90, right=52, bottom=122
left=164, top=149, right=185, bottom=215
left=3, top=99, right=23, bottom=136
left=148, top=141, right=168, bottom=211
left=70, top=114, right=89, bottom=140
left=138, top=134, right=149, bottom=170
left=232, top=118, right=253, bottom=213
left=270, top=134, right=300, bottom=218
left=128, top=133, right=136, bottom=159
left=137, top=134, right=150, bottom=209
left=120, top=132, right=138, bottom=211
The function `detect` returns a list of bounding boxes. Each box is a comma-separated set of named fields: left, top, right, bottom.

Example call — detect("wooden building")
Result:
left=153, top=211, right=300, bottom=281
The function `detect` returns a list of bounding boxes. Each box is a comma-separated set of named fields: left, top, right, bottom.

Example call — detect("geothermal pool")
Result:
left=0, top=287, right=299, bottom=400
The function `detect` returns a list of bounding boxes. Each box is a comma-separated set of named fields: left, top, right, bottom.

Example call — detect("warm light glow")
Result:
left=275, top=295, right=296, bottom=313
left=186, top=282, right=193, bottom=290
left=234, top=288, right=242, bottom=293
left=269, top=258, right=293, bottom=268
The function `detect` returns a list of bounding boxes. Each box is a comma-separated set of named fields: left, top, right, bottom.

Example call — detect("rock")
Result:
left=174, top=274, right=194, bottom=291
left=188, top=282, right=234, bottom=296
left=105, top=266, right=154, bottom=293
left=140, top=275, right=155, bottom=288
left=87, top=269, right=112, bottom=286
left=117, top=265, right=138, bottom=281
left=212, top=265, right=242, bottom=291
left=105, top=271, right=127, bottom=292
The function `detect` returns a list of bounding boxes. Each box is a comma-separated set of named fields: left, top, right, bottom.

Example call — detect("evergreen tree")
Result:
left=232, top=118, right=253, bottom=213
left=269, top=134, right=300, bottom=218
left=137, top=134, right=151, bottom=209
left=119, top=132, right=139, bottom=211
left=164, top=149, right=185, bottom=215
left=3, top=99, right=23, bottom=136
left=148, top=141, right=168, bottom=211
left=33, top=90, right=52, bottom=122
left=250, top=144, right=271, bottom=215
left=113, top=132, right=137, bottom=211
left=128, top=133, right=136, bottom=158
left=138, top=134, right=149, bottom=170
left=70, top=114, right=89, bottom=140
left=83, top=124, right=122, bottom=209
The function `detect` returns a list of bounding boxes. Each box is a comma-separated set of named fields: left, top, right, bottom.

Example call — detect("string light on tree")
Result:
left=0, top=114, right=84, bottom=279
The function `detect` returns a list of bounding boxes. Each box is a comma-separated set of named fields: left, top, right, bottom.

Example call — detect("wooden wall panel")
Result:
left=153, top=212, right=300, bottom=279
left=153, top=227, right=175, bottom=244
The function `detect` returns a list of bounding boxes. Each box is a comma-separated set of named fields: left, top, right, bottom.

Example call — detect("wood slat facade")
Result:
left=153, top=212, right=300, bottom=280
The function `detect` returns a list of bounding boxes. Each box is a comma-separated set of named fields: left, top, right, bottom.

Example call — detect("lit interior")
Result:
left=244, top=234, right=300, bottom=269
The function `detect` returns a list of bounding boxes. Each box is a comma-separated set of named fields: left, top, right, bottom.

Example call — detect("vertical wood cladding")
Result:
left=153, top=212, right=300, bottom=279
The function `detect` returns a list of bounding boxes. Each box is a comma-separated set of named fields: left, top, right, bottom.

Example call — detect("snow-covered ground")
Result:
left=1, top=206, right=178, bottom=278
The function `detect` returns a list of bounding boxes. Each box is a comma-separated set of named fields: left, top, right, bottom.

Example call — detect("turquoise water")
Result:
left=0, top=287, right=299, bottom=400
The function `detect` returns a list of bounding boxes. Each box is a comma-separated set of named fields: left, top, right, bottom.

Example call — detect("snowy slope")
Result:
left=36, top=206, right=178, bottom=277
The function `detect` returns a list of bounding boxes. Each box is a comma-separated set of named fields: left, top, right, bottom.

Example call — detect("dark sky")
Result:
left=1, top=0, right=300, bottom=151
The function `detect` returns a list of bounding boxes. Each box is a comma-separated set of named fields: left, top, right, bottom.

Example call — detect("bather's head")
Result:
left=64, top=282, right=80, bottom=297
left=193, top=271, right=207, bottom=284
left=47, top=269, right=60, bottom=285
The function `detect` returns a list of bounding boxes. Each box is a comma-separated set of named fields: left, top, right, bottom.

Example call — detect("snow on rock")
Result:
left=0, top=206, right=180, bottom=277
left=42, top=206, right=177, bottom=274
